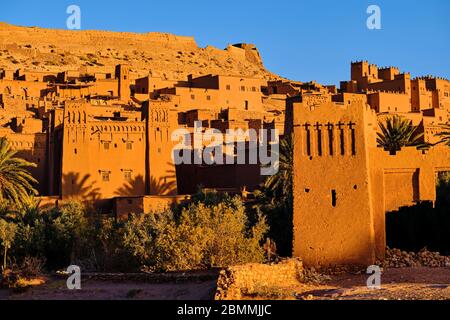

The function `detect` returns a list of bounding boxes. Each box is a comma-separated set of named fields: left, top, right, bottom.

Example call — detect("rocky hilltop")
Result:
left=0, top=22, right=277, bottom=81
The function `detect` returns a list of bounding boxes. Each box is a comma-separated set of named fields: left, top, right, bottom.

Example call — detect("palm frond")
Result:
left=0, top=137, right=38, bottom=205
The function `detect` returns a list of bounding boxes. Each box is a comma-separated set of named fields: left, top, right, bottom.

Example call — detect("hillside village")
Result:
left=0, top=24, right=449, bottom=268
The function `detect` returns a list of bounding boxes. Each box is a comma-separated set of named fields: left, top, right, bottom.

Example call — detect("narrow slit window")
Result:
left=306, top=129, right=311, bottom=156
left=331, top=190, right=337, bottom=207
left=340, top=129, right=345, bottom=155
left=351, top=128, right=356, bottom=155
left=316, top=123, right=322, bottom=156
left=328, top=126, right=334, bottom=156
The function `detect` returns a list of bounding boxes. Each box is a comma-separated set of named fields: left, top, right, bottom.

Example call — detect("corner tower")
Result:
left=115, top=64, right=131, bottom=101
left=292, top=96, right=377, bottom=267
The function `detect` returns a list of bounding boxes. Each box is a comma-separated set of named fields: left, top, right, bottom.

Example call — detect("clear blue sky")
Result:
left=1, top=0, right=449, bottom=85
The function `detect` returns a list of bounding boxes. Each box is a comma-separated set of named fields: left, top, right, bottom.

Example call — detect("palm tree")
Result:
left=13, top=195, right=42, bottom=225
left=435, top=124, right=450, bottom=146
left=377, top=115, right=425, bottom=154
left=257, top=134, right=294, bottom=257
left=263, top=133, right=294, bottom=203
left=0, top=137, right=38, bottom=205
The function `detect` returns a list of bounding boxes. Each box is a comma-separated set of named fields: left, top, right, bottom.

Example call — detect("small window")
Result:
left=191, top=94, right=195, bottom=100
left=103, top=142, right=110, bottom=150
left=226, top=85, right=231, bottom=90
left=101, top=171, right=110, bottom=182
left=206, top=95, right=211, bottom=101
left=126, top=142, right=133, bottom=150
left=124, top=170, right=132, bottom=181
left=240, top=86, right=245, bottom=91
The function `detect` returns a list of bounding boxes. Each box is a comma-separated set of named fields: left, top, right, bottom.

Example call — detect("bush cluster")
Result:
left=0, top=194, right=267, bottom=274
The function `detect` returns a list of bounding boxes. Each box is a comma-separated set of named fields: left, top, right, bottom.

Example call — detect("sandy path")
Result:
left=1, top=267, right=448, bottom=300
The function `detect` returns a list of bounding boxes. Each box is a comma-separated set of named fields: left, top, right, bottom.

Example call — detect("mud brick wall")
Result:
left=215, top=259, right=303, bottom=300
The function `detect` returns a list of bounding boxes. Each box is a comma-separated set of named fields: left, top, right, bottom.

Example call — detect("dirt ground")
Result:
left=0, top=267, right=448, bottom=300
left=293, top=267, right=450, bottom=300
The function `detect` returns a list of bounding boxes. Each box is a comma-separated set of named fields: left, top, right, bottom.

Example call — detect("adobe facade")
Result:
left=292, top=62, right=450, bottom=266
left=292, top=99, right=449, bottom=266
left=0, top=63, right=280, bottom=213
left=0, top=60, right=448, bottom=265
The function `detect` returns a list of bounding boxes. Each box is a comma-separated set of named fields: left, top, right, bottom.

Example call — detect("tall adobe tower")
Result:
left=143, top=100, right=178, bottom=196
left=115, top=64, right=131, bottom=101
left=292, top=97, right=377, bottom=267
left=60, top=101, right=90, bottom=198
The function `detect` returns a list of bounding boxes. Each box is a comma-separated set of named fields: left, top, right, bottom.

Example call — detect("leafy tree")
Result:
left=10, top=196, right=46, bottom=262
left=0, top=219, right=17, bottom=271
left=45, top=201, right=90, bottom=268
left=93, top=218, right=133, bottom=272
left=0, top=137, right=38, bottom=204
left=377, top=116, right=424, bottom=154
left=10, top=195, right=42, bottom=225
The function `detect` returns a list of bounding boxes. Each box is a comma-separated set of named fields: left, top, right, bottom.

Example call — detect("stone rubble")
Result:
left=378, top=247, right=450, bottom=268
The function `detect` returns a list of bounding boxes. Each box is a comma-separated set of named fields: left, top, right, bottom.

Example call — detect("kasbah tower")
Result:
left=0, top=24, right=449, bottom=267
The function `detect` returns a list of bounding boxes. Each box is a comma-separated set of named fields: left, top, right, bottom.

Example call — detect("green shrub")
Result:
left=93, top=217, right=137, bottom=272
left=0, top=219, right=17, bottom=271
left=123, top=196, right=267, bottom=272
left=43, top=201, right=91, bottom=269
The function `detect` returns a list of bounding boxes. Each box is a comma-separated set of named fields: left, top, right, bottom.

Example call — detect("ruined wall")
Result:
left=215, top=259, right=303, bottom=300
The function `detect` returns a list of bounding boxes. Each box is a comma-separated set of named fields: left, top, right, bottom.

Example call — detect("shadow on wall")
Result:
left=62, top=172, right=101, bottom=201
left=386, top=202, right=450, bottom=255
left=147, top=164, right=178, bottom=196
left=114, top=175, right=145, bottom=196
left=149, top=175, right=177, bottom=195
left=114, top=172, right=177, bottom=197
